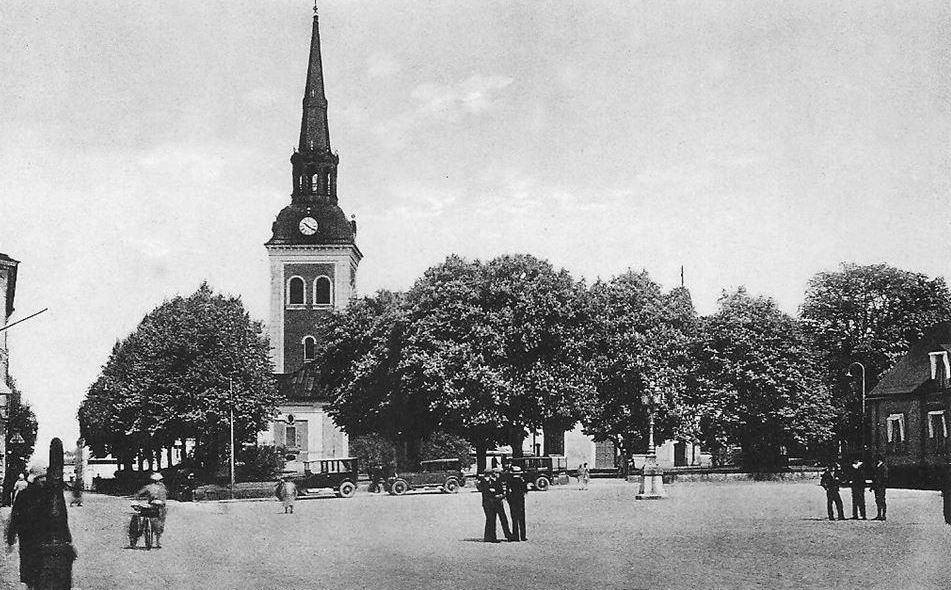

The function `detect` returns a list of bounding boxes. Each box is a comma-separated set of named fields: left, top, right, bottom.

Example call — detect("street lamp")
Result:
left=849, top=362, right=866, bottom=453
left=636, top=381, right=667, bottom=500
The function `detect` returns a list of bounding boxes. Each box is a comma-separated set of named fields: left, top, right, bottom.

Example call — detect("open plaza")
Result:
left=3, top=479, right=950, bottom=590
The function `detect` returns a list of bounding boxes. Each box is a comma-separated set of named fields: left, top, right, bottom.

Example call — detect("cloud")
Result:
left=367, top=52, right=401, bottom=78
left=411, top=74, right=513, bottom=119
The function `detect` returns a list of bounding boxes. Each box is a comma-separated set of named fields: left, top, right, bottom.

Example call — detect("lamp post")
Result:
left=849, top=362, right=866, bottom=453
left=636, top=381, right=667, bottom=500
left=229, top=377, right=235, bottom=500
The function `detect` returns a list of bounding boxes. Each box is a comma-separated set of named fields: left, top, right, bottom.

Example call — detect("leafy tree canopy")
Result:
left=800, top=263, right=951, bottom=439
left=697, top=288, right=835, bottom=468
left=3, top=375, right=39, bottom=504
left=78, top=282, right=279, bottom=470
left=584, top=270, right=699, bottom=461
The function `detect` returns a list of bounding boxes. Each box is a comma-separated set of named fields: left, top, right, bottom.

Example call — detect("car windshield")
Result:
left=420, top=460, right=456, bottom=472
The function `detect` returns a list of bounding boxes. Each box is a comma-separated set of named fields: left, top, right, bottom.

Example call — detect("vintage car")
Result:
left=506, top=455, right=567, bottom=491
left=289, top=457, right=360, bottom=498
left=386, top=458, right=467, bottom=495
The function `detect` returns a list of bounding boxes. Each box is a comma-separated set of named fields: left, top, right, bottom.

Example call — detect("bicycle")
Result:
left=130, top=503, right=161, bottom=550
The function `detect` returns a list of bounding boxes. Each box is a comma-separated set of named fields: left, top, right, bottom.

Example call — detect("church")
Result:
left=256, top=8, right=358, bottom=471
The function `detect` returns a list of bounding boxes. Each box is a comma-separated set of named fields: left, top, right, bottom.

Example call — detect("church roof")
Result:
left=868, top=321, right=951, bottom=398
left=266, top=202, right=357, bottom=247
left=277, top=361, right=333, bottom=403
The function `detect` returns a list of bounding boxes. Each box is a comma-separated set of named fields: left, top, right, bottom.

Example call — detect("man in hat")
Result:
left=848, top=458, right=867, bottom=520
left=133, top=472, right=168, bottom=548
left=870, top=454, right=889, bottom=521
left=6, top=469, right=45, bottom=589
left=506, top=465, right=528, bottom=542
left=820, top=461, right=846, bottom=521
left=477, top=468, right=513, bottom=542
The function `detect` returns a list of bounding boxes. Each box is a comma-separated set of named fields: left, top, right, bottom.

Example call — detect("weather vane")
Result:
left=313, top=0, right=318, bottom=15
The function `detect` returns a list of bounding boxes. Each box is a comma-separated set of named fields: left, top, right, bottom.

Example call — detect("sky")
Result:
left=1, top=0, right=949, bottom=457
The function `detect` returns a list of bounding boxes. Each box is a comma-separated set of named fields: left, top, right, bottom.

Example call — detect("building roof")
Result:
left=276, top=361, right=333, bottom=403
left=869, top=321, right=951, bottom=398
left=0, top=252, right=19, bottom=319
left=266, top=201, right=357, bottom=247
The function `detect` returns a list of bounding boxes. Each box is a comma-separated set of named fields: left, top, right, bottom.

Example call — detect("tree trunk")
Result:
left=508, top=427, right=526, bottom=458
left=475, top=441, right=487, bottom=475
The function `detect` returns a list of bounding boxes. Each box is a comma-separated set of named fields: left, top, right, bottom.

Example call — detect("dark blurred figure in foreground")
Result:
left=6, top=438, right=77, bottom=590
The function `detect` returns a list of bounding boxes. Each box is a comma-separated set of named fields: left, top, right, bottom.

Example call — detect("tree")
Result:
left=695, top=288, right=836, bottom=469
left=401, top=254, right=595, bottom=468
left=583, top=271, right=699, bottom=475
left=78, top=283, right=279, bottom=471
left=800, top=263, right=951, bottom=444
left=3, top=375, right=38, bottom=505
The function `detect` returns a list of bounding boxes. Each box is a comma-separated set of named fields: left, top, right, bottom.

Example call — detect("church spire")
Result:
left=291, top=4, right=339, bottom=204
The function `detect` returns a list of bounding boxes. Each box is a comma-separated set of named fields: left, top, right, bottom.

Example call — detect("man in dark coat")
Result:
left=870, top=454, right=889, bottom=521
left=477, top=469, right=512, bottom=542
left=7, top=438, right=77, bottom=590
left=6, top=473, right=43, bottom=589
left=820, top=461, right=846, bottom=521
left=849, top=459, right=867, bottom=520
left=506, top=466, right=528, bottom=542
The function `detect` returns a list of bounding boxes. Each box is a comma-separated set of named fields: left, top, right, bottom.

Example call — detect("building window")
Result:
left=885, top=413, right=906, bottom=454
left=315, top=276, right=332, bottom=305
left=928, top=410, right=948, bottom=454
left=288, top=276, right=305, bottom=305
left=929, top=351, right=950, bottom=387
left=303, top=336, right=316, bottom=361
left=285, top=425, right=299, bottom=450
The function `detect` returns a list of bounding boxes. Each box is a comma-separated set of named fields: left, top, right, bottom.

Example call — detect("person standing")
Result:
left=581, top=463, right=590, bottom=490
left=506, top=466, right=528, bottom=542
left=277, top=477, right=297, bottom=514
left=820, top=461, right=846, bottom=521
left=477, top=469, right=512, bottom=542
left=870, top=454, right=889, bottom=521
left=7, top=438, right=78, bottom=589
left=134, top=472, right=168, bottom=548
left=67, top=476, right=82, bottom=508
left=849, top=459, right=867, bottom=520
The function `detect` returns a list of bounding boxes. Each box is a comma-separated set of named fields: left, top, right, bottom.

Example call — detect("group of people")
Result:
left=820, top=455, right=889, bottom=521
left=476, top=466, right=528, bottom=542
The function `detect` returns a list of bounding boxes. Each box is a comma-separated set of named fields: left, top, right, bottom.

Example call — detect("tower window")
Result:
left=315, top=276, right=332, bottom=305
left=311, top=174, right=319, bottom=192
left=303, top=336, right=316, bottom=361
left=288, top=276, right=306, bottom=305
left=325, top=171, right=332, bottom=193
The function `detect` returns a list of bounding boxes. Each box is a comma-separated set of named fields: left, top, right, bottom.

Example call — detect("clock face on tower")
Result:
left=299, top=217, right=319, bottom=235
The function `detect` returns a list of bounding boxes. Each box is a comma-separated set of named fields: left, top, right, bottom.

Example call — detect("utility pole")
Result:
left=230, top=377, right=235, bottom=500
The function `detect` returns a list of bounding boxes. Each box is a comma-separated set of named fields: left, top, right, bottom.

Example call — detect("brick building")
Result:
left=257, top=8, right=359, bottom=470
left=867, top=321, right=951, bottom=487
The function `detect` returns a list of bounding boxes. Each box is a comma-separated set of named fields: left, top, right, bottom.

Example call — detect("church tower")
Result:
left=266, top=6, right=362, bottom=376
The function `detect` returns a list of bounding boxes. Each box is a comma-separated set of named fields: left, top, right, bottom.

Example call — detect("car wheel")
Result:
left=443, top=478, right=459, bottom=493
left=392, top=480, right=408, bottom=496
left=534, top=476, right=550, bottom=491
left=338, top=481, right=356, bottom=498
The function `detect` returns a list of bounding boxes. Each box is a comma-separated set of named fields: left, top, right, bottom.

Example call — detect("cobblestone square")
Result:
left=3, top=479, right=950, bottom=589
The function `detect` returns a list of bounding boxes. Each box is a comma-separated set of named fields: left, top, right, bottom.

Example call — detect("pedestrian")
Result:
left=67, top=476, right=82, bottom=508
left=576, top=464, right=583, bottom=488
left=7, top=438, right=78, bottom=590
left=581, top=463, right=590, bottom=490
left=276, top=477, right=297, bottom=514
left=849, top=458, right=866, bottom=520
left=477, top=469, right=513, bottom=542
left=506, top=466, right=528, bottom=542
left=870, top=454, right=888, bottom=521
left=133, top=472, right=168, bottom=548
left=820, top=461, right=846, bottom=521
left=12, top=473, right=28, bottom=506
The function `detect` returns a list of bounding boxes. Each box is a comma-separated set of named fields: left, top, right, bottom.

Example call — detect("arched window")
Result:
left=311, top=173, right=319, bottom=192
left=314, top=276, right=332, bottom=305
left=303, top=336, right=316, bottom=361
left=288, top=276, right=305, bottom=305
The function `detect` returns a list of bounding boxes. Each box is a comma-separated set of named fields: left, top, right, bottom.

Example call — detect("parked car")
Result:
left=386, top=458, right=467, bottom=495
left=289, top=457, right=359, bottom=498
left=506, top=455, right=566, bottom=491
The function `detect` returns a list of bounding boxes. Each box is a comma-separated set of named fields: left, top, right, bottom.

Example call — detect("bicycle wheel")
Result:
left=144, top=517, right=153, bottom=550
